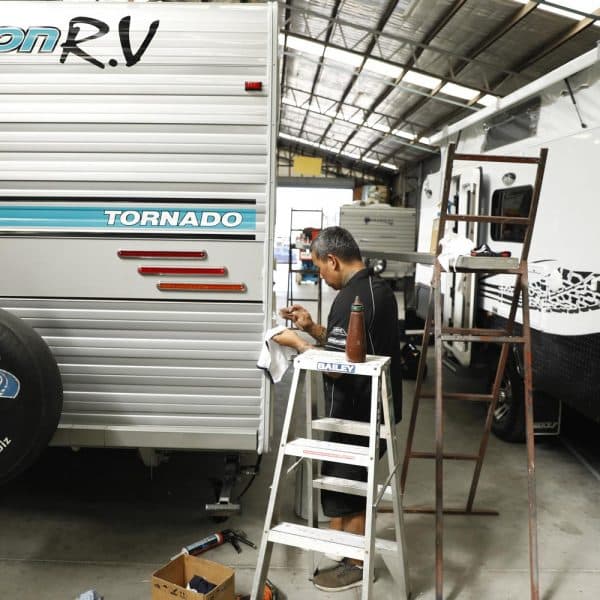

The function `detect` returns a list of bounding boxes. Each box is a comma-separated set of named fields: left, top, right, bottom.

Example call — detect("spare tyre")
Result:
left=0, top=308, right=63, bottom=484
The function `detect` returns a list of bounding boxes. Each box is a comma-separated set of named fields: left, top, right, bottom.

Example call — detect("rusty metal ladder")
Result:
left=400, top=142, right=548, bottom=600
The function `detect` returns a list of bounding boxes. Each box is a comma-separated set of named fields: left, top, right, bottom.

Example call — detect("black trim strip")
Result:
left=0, top=232, right=256, bottom=240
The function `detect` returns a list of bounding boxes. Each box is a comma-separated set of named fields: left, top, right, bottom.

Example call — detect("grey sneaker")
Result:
left=313, top=560, right=364, bottom=592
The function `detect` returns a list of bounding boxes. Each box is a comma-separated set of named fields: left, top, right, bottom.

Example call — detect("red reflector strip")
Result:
left=158, top=282, right=247, bottom=292
left=138, top=266, right=227, bottom=276
left=118, top=250, right=207, bottom=259
left=245, top=81, right=263, bottom=91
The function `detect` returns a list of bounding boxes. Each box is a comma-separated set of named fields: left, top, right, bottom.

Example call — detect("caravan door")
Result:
left=442, top=167, right=481, bottom=367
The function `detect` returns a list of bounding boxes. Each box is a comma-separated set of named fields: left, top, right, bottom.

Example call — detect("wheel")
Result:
left=492, top=358, right=525, bottom=443
left=0, top=309, right=63, bottom=484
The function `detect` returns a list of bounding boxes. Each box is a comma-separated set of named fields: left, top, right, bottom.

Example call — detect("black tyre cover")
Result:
left=0, top=308, right=62, bottom=484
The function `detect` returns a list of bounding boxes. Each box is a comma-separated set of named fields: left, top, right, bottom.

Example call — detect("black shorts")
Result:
left=320, top=377, right=387, bottom=518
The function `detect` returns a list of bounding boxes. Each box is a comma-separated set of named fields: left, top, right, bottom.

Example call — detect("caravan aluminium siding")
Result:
left=0, top=2, right=277, bottom=451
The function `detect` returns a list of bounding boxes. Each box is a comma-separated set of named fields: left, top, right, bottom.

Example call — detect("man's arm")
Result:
left=271, top=329, right=312, bottom=353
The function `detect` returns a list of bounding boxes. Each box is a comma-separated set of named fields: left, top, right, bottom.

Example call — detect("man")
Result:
left=273, top=226, right=402, bottom=592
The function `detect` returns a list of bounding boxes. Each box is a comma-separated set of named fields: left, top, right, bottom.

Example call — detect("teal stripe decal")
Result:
left=0, top=206, right=257, bottom=232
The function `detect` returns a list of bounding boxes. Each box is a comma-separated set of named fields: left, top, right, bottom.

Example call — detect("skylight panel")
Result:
left=363, top=58, right=403, bottom=79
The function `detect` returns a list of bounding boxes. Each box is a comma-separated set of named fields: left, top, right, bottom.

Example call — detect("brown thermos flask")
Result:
left=346, top=296, right=367, bottom=363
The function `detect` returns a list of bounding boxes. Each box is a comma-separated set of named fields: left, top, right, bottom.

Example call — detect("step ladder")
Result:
left=400, top=143, right=548, bottom=600
left=251, top=349, right=410, bottom=600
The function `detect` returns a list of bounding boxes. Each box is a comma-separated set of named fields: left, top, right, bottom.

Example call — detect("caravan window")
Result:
left=490, top=185, right=532, bottom=243
left=482, top=97, right=541, bottom=152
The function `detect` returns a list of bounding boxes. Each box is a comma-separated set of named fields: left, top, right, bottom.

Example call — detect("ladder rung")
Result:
left=421, top=392, right=493, bottom=402
left=453, top=152, right=540, bottom=164
left=285, top=438, right=370, bottom=466
left=441, top=327, right=525, bottom=343
left=441, top=334, right=525, bottom=343
left=312, top=417, right=389, bottom=437
left=267, top=522, right=397, bottom=561
left=410, top=451, right=479, bottom=461
left=313, top=476, right=393, bottom=503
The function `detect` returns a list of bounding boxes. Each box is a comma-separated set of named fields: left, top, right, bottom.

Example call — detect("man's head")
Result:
left=310, top=226, right=364, bottom=290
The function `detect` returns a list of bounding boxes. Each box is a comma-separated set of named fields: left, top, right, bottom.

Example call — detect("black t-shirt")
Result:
left=324, top=268, right=402, bottom=422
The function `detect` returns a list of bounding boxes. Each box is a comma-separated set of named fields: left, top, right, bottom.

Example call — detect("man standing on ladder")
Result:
left=272, top=226, right=403, bottom=592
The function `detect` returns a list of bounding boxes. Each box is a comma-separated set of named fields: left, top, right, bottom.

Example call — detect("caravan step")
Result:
left=267, top=522, right=397, bottom=561
left=285, top=438, right=370, bottom=466
left=313, top=475, right=393, bottom=503
left=312, top=417, right=389, bottom=437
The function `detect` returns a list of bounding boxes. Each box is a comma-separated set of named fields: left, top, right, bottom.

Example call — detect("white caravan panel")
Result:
left=0, top=2, right=278, bottom=453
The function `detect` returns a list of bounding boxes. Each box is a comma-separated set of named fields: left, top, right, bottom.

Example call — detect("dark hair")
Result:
left=310, top=226, right=362, bottom=262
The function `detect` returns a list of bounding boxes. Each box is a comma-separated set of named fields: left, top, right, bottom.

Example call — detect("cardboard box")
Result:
left=152, top=555, right=235, bottom=600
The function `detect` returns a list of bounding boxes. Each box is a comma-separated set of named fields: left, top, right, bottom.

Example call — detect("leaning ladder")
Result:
left=251, top=349, right=410, bottom=600
left=401, top=143, right=548, bottom=600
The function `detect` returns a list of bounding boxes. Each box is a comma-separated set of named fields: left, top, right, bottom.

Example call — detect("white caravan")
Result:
left=416, top=49, right=600, bottom=441
left=0, top=0, right=278, bottom=505
left=339, top=203, right=416, bottom=286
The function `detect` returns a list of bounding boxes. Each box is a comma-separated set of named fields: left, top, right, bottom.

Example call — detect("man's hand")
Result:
left=271, top=328, right=311, bottom=353
left=279, top=304, right=314, bottom=332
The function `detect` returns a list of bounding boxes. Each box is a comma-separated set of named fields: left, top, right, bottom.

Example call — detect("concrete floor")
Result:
left=1, top=271, right=599, bottom=599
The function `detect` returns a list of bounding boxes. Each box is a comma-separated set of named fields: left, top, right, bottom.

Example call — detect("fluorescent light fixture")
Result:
left=362, top=157, right=380, bottom=165
left=286, top=34, right=324, bottom=57
left=341, top=150, right=361, bottom=159
left=439, top=82, right=480, bottom=102
left=513, top=0, right=600, bottom=23
left=373, top=122, right=391, bottom=133
left=402, top=69, right=442, bottom=89
left=418, top=136, right=432, bottom=145
left=278, top=132, right=319, bottom=146
left=392, top=129, right=416, bottom=140
left=476, top=94, right=499, bottom=107
left=363, top=58, right=403, bottom=79
left=324, top=46, right=364, bottom=68
left=347, top=112, right=365, bottom=125
left=381, top=162, right=399, bottom=171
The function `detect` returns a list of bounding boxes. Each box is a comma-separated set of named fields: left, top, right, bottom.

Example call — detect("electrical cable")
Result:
left=233, top=453, right=263, bottom=502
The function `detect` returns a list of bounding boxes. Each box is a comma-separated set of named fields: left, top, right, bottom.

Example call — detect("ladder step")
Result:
left=285, top=438, right=370, bottom=466
left=267, top=522, right=397, bottom=561
left=313, top=476, right=393, bottom=502
left=421, top=392, right=493, bottom=402
left=441, top=327, right=525, bottom=343
left=312, top=417, right=389, bottom=437
left=410, top=451, right=479, bottom=461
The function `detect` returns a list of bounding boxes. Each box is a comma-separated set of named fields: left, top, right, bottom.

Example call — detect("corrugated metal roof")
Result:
left=278, top=0, right=600, bottom=175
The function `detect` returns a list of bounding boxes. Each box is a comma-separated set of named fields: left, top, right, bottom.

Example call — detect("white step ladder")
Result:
left=251, top=349, right=411, bottom=600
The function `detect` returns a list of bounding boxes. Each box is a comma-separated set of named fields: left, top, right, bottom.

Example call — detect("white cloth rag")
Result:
left=257, top=325, right=297, bottom=383
left=437, top=232, right=475, bottom=271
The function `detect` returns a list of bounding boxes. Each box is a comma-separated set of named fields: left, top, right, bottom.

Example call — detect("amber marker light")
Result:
left=157, top=282, right=247, bottom=292
left=118, top=250, right=207, bottom=259
left=138, top=267, right=227, bottom=276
